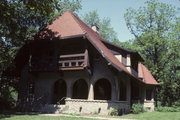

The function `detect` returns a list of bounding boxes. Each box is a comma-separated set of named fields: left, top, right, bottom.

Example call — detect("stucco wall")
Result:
left=34, top=56, right=121, bottom=103
left=19, top=53, right=132, bottom=113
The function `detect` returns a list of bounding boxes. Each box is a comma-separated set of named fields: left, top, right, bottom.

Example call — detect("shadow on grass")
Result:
left=0, top=112, right=41, bottom=120
left=0, top=114, right=11, bottom=120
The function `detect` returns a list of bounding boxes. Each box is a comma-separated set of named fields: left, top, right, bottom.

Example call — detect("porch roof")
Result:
left=138, top=63, right=159, bottom=85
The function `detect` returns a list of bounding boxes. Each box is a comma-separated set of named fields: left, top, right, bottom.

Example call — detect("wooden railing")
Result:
left=58, top=50, right=89, bottom=70
left=29, top=50, right=89, bottom=71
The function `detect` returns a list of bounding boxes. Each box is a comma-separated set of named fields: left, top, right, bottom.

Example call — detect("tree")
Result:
left=0, top=0, right=82, bottom=111
left=124, top=0, right=180, bottom=106
left=82, top=10, right=119, bottom=43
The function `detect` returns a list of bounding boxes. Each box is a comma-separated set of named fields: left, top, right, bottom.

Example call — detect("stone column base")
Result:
left=144, top=101, right=155, bottom=111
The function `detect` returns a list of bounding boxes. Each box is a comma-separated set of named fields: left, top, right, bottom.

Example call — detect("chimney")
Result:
left=91, top=24, right=99, bottom=32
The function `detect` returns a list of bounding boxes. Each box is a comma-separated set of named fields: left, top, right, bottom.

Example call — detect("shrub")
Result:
left=131, top=103, right=145, bottom=114
left=155, top=106, right=180, bottom=112
left=109, top=108, right=118, bottom=116
left=172, top=100, right=180, bottom=107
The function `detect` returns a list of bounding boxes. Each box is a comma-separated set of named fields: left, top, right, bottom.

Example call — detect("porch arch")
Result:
left=72, top=79, right=88, bottom=99
left=94, top=78, right=111, bottom=100
left=53, top=79, right=67, bottom=104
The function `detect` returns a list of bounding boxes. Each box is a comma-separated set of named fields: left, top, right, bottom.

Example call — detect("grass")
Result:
left=119, top=111, right=180, bottom=120
left=0, top=115, right=97, bottom=120
left=1, top=112, right=180, bottom=120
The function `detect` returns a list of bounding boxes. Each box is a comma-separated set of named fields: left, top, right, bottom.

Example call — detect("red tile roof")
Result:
left=47, top=11, right=85, bottom=37
left=138, top=63, right=159, bottom=85
left=37, top=10, right=158, bottom=85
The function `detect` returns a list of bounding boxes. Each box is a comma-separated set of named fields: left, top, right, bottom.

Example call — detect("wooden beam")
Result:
left=59, top=53, right=85, bottom=58
left=59, top=67, right=84, bottom=70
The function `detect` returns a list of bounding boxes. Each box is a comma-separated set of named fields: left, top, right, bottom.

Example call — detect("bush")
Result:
left=155, top=106, right=180, bottom=112
left=172, top=100, right=180, bottom=107
left=131, top=103, right=145, bottom=114
left=109, top=108, right=118, bottom=116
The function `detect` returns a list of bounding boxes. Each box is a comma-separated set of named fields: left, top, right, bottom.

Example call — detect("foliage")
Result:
left=109, top=108, right=118, bottom=116
left=131, top=103, right=145, bottom=114
left=124, top=0, right=180, bottom=106
left=155, top=106, right=180, bottom=112
left=0, top=0, right=82, bottom=112
left=82, top=10, right=119, bottom=43
left=172, top=100, right=180, bottom=107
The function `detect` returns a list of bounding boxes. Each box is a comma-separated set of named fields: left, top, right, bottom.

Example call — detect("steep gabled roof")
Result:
left=41, top=10, right=130, bottom=75
left=46, top=11, right=86, bottom=37
left=35, top=10, right=158, bottom=85
left=138, top=63, right=159, bottom=85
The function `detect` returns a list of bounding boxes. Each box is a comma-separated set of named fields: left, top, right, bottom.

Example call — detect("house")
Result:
left=14, top=10, right=159, bottom=115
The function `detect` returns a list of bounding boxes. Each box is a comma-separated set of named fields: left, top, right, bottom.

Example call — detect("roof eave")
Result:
left=59, top=34, right=86, bottom=39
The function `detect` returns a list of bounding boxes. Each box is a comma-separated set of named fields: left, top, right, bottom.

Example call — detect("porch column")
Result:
left=111, top=82, right=117, bottom=101
left=151, top=89, right=154, bottom=102
left=126, top=79, right=131, bottom=104
left=144, top=88, right=146, bottom=102
left=88, top=83, right=94, bottom=100
left=66, top=81, right=72, bottom=99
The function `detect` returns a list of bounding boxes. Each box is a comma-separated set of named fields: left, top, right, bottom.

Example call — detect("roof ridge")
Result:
left=68, top=11, right=87, bottom=35
left=68, top=11, right=105, bottom=40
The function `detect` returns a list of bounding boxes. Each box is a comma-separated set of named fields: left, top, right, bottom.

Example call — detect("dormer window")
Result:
left=122, top=54, right=127, bottom=66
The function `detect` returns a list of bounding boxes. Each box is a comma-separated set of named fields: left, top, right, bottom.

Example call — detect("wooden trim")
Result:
left=59, top=59, right=84, bottom=63
left=59, top=53, right=85, bottom=58
left=59, top=67, right=84, bottom=70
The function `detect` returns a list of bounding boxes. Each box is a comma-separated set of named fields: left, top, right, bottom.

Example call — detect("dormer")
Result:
left=113, top=51, right=139, bottom=77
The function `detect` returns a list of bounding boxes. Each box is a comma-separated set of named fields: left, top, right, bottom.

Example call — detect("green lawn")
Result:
left=119, top=112, right=180, bottom=120
left=0, top=115, right=96, bottom=120
left=1, top=112, right=180, bottom=120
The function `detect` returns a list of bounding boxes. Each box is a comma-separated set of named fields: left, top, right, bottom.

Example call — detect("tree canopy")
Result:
left=82, top=10, right=119, bottom=43
left=124, top=0, right=180, bottom=106
left=0, top=0, right=82, bottom=111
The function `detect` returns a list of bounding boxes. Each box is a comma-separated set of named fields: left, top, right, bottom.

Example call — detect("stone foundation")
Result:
left=144, top=101, right=155, bottom=111
left=65, top=99, right=130, bottom=115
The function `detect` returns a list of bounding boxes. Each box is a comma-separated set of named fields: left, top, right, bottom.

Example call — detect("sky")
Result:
left=79, top=0, right=180, bottom=42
